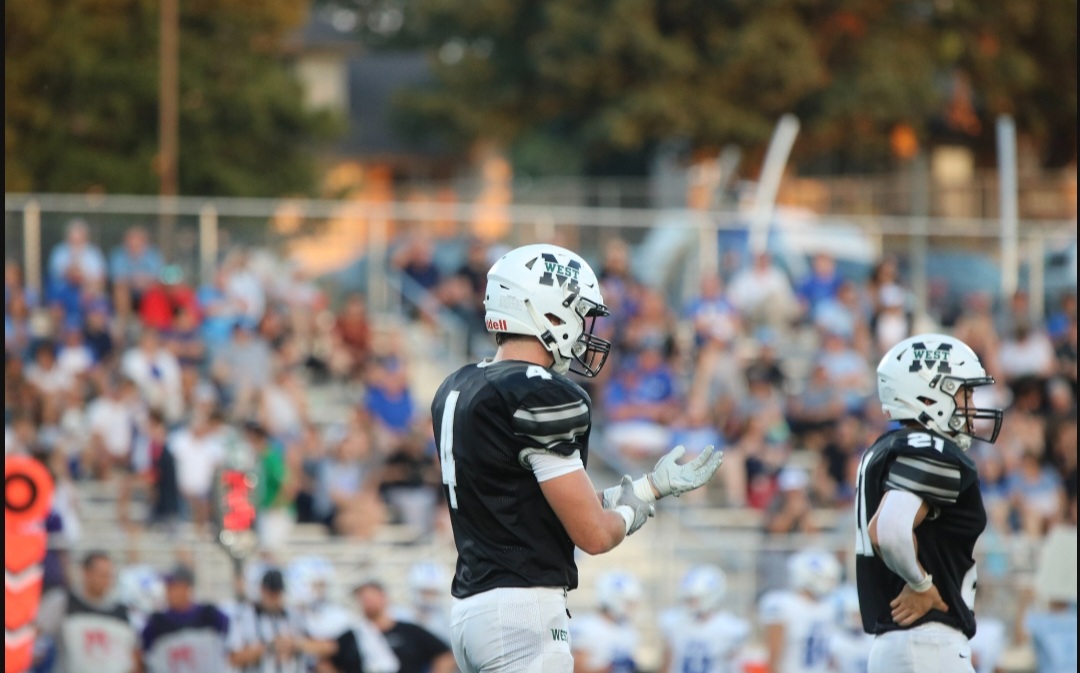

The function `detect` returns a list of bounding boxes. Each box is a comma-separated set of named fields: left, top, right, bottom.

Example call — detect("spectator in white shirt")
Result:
left=999, top=321, right=1056, bottom=384
left=224, top=250, right=266, bottom=326
left=26, top=341, right=76, bottom=422
left=85, top=377, right=143, bottom=479
left=726, top=252, right=798, bottom=332
left=122, top=328, right=184, bottom=424
left=57, top=325, right=96, bottom=379
left=27, top=341, right=76, bottom=397
left=169, top=412, right=225, bottom=532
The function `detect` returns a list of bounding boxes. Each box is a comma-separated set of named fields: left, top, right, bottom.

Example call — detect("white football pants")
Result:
left=868, top=622, right=975, bottom=673
left=450, top=587, right=573, bottom=673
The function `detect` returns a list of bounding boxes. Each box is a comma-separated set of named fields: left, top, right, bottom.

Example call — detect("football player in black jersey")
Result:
left=854, top=334, right=1003, bottom=673
left=432, top=243, right=723, bottom=673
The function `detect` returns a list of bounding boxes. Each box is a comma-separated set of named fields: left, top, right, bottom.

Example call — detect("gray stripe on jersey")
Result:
left=885, top=473, right=959, bottom=503
left=513, top=401, right=589, bottom=424
left=894, top=456, right=961, bottom=479
left=519, top=424, right=590, bottom=448
left=512, top=403, right=590, bottom=441
left=518, top=400, right=587, bottom=414
left=888, top=458, right=962, bottom=492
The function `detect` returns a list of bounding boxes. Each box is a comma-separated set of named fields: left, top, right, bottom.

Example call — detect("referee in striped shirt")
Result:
left=227, top=569, right=335, bottom=673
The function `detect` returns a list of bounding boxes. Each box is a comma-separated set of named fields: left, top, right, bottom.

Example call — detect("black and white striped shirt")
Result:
left=226, top=602, right=308, bottom=673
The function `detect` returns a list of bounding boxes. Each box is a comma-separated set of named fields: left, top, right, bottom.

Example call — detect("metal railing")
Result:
left=5, top=192, right=1076, bottom=326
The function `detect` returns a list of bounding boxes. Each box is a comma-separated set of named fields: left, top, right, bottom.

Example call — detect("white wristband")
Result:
left=632, top=476, right=657, bottom=504
left=615, top=506, right=635, bottom=535
left=908, top=573, right=934, bottom=593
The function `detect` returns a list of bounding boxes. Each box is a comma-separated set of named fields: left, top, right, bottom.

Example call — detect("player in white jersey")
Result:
left=116, top=564, right=166, bottom=634
left=571, top=571, right=642, bottom=673
left=391, top=561, right=453, bottom=644
left=827, top=585, right=873, bottom=673
left=660, top=565, right=750, bottom=673
left=759, top=551, right=842, bottom=673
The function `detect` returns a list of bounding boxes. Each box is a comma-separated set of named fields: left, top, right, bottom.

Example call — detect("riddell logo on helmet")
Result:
left=486, top=318, right=508, bottom=331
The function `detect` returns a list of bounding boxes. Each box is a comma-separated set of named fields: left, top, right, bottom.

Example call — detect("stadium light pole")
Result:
left=997, top=115, right=1019, bottom=299
left=158, top=0, right=180, bottom=261
left=749, top=114, right=800, bottom=256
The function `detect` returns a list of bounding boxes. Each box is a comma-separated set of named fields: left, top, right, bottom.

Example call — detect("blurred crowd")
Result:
left=4, top=219, right=1077, bottom=672
left=574, top=238, right=1077, bottom=543
left=5, top=219, right=447, bottom=551
left=5, top=220, right=1077, bottom=545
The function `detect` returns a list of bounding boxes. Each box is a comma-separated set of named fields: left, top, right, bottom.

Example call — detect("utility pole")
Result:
left=159, top=0, right=179, bottom=261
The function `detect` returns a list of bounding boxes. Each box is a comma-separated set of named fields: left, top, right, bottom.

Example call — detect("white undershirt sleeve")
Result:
left=877, top=489, right=930, bottom=589
left=522, top=449, right=585, bottom=482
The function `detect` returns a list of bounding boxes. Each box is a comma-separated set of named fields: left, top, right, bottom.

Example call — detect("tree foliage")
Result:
left=5, top=0, right=338, bottom=195
left=383, top=0, right=1076, bottom=172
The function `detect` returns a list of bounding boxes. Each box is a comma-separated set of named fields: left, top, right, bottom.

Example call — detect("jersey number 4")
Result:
left=439, top=390, right=461, bottom=509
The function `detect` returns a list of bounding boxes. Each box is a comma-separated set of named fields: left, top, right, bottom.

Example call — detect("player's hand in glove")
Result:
left=649, top=445, right=723, bottom=499
left=602, top=475, right=655, bottom=536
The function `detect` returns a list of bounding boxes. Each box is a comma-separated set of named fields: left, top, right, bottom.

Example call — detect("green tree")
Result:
left=5, top=0, right=338, bottom=195
left=930, top=0, right=1076, bottom=166
left=381, top=0, right=1073, bottom=173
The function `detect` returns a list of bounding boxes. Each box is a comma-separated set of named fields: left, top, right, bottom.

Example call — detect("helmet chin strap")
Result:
left=914, top=408, right=971, bottom=449
left=524, top=298, right=574, bottom=374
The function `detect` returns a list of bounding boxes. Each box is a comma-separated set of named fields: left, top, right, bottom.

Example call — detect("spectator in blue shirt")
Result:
left=797, top=253, right=843, bottom=318
left=48, top=219, right=106, bottom=293
left=1007, top=448, right=1064, bottom=536
left=684, top=274, right=739, bottom=349
left=603, top=343, right=680, bottom=462
left=110, top=226, right=163, bottom=315
left=364, top=355, right=416, bottom=445
left=197, top=269, right=240, bottom=353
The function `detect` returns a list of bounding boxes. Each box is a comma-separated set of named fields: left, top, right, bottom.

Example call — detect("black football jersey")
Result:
left=854, top=428, right=986, bottom=638
left=431, top=359, right=593, bottom=599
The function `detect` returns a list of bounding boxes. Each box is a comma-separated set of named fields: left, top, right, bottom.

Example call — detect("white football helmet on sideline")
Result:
left=877, top=333, right=1003, bottom=449
left=679, top=565, right=727, bottom=617
left=286, top=556, right=336, bottom=607
left=408, top=561, right=449, bottom=613
left=788, top=550, right=842, bottom=598
left=484, top=244, right=611, bottom=376
left=831, top=584, right=863, bottom=633
left=117, top=565, right=165, bottom=615
left=596, top=571, right=643, bottom=622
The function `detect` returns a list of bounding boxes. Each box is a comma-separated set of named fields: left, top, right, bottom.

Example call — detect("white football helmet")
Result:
left=679, top=565, right=727, bottom=617
left=408, top=561, right=448, bottom=613
left=117, top=565, right=165, bottom=615
left=788, top=550, right=842, bottom=598
left=831, top=584, right=863, bottom=633
left=484, top=244, right=611, bottom=376
left=596, top=570, right=643, bottom=621
left=877, top=333, right=1002, bottom=449
left=286, top=556, right=336, bottom=607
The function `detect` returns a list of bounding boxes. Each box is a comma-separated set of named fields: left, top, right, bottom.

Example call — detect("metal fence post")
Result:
left=997, top=116, right=1020, bottom=298
left=910, top=154, right=930, bottom=321
left=199, top=203, right=219, bottom=285
left=23, top=200, right=42, bottom=295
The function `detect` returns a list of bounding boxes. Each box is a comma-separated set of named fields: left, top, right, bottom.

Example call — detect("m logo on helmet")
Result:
left=538, top=254, right=581, bottom=294
left=908, top=342, right=953, bottom=374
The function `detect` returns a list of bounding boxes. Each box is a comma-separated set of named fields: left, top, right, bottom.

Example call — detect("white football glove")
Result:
left=649, top=444, right=723, bottom=499
left=602, top=475, right=655, bottom=536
